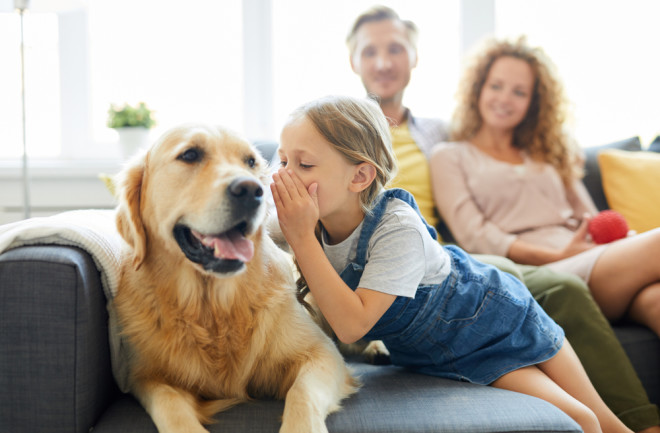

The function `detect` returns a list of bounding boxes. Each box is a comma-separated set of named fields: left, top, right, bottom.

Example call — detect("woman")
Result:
left=430, top=37, right=660, bottom=340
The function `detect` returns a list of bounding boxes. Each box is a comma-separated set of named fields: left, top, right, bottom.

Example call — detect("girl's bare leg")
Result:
left=492, top=341, right=632, bottom=433
left=492, top=366, right=600, bottom=433
left=538, top=341, right=632, bottom=433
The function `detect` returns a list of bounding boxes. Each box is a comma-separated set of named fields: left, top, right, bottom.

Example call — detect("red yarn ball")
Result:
left=588, top=210, right=629, bottom=244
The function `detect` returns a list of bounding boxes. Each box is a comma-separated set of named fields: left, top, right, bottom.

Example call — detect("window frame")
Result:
left=1, top=0, right=494, bottom=163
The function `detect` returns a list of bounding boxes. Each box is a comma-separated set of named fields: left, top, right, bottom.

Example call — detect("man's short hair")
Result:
left=346, top=5, right=419, bottom=55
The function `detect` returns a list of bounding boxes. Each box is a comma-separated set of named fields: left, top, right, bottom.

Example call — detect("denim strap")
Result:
left=354, top=188, right=437, bottom=267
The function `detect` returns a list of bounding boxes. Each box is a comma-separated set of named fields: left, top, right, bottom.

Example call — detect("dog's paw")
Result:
left=338, top=340, right=391, bottom=365
left=362, top=340, right=391, bottom=365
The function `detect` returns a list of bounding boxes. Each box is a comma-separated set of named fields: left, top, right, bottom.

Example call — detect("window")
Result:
left=0, top=12, right=61, bottom=158
left=271, top=0, right=460, bottom=135
left=494, top=0, right=660, bottom=147
left=87, top=0, right=244, bottom=153
left=0, top=0, right=244, bottom=160
left=2, top=1, right=460, bottom=160
left=4, top=1, right=656, bottom=161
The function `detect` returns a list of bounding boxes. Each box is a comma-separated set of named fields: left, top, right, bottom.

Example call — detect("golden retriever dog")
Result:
left=113, top=124, right=357, bottom=433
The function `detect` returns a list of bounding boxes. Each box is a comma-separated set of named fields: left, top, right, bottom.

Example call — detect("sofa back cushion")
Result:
left=582, top=136, right=642, bottom=211
left=599, top=149, right=660, bottom=233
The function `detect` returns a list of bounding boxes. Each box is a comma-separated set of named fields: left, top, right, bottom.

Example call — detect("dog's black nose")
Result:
left=228, top=177, right=264, bottom=210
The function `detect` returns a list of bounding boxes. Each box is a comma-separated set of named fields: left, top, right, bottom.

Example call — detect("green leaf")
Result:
left=107, top=102, right=155, bottom=128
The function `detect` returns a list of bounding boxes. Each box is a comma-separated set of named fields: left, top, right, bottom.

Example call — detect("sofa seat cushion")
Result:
left=92, top=363, right=580, bottom=433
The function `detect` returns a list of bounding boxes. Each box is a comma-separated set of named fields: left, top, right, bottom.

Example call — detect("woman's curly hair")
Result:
left=451, top=36, right=582, bottom=185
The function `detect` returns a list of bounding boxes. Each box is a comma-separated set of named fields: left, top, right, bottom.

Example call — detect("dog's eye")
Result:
left=245, top=156, right=256, bottom=168
left=178, top=148, right=204, bottom=163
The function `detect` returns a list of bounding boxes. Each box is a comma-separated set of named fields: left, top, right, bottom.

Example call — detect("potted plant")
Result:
left=107, top=102, right=155, bottom=158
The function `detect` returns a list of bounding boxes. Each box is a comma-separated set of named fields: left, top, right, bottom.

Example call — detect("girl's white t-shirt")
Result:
left=322, top=197, right=451, bottom=298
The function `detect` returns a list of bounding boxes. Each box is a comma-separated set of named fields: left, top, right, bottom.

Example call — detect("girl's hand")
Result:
left=270, top=168, right=319, bottom=246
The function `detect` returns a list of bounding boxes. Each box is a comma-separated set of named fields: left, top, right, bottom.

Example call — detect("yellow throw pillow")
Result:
left=598, top=149, right=660, bottom=233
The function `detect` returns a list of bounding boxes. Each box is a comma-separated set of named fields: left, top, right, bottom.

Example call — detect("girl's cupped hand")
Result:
left=271, top=168, right=319, bottom=246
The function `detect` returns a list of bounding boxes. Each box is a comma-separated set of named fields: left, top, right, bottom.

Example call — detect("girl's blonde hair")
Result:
left=287, top=96, right=397, bottom=312
left=451, top=37, right=582, bottom=185
left=287, top=95, right=398, bottom=213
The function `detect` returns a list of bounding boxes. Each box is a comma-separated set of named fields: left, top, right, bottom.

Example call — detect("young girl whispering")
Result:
left=270, top=95, right=630, bottom=433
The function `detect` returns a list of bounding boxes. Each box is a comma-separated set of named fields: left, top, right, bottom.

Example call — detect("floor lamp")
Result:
left=15, top=0, right=30, bottom=219
left=7, top=0, right=84, bottom=219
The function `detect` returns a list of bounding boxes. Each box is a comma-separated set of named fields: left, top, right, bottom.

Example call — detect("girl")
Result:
left=429, top=37, right=660, bottom=339
left=271, top=94, right=631, bottom=433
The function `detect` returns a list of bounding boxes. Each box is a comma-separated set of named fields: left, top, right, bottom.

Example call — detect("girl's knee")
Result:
left=570, top=404, right=600, bottom=433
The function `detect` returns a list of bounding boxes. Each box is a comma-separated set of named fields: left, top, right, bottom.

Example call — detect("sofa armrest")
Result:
left=0, top=245, right=118, bottom=433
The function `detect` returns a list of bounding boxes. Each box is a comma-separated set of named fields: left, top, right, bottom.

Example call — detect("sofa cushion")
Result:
left=252, top=140, right=278, bottom=165
left=614, top=324, right=660, bottom=406
left=92, top=363, right=581, bottom=433
left=582, top=136, right=642, bottom=211
left=598, top=149, right=660, bottom=233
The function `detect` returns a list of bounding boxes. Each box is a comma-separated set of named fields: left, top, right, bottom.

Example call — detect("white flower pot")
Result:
left=116, top=127, right=150, bottom=159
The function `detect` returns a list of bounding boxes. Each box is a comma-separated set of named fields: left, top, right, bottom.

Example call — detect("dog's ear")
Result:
left=115, top=155, right=148, bottom=269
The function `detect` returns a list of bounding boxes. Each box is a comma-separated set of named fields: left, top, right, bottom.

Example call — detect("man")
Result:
left=345, top=5, right=660, bottom=432
left=348, top=8, right=445, bottom=230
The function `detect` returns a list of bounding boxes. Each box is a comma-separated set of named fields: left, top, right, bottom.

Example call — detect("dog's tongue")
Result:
left=193, top=229, right=254, bottom=262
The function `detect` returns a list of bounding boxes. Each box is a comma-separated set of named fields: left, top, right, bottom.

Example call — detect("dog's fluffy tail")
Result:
left=198, top=397, right=245, bottom=424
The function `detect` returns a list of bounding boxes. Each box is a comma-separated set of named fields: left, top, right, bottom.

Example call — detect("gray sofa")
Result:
left=1, top=137, right=659, bottom=433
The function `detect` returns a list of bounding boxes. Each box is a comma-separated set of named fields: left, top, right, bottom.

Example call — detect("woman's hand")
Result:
left=557, top=217, right=595, bottom=260
left=508, top=217, right=595, bottom=266
left=270, top=168, right=319, bottom=246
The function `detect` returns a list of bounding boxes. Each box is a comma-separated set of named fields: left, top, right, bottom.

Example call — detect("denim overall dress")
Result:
left=338, top=189, right=565, bottom=385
